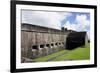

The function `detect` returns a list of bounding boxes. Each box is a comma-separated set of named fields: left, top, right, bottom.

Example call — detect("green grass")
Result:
left=53, top=47, right=90, bottom=61
left=33, top=43, right=90, bottom=62
left=33, top=49, right=69, bottom=62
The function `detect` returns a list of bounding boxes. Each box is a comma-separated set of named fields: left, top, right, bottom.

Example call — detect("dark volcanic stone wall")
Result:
left=66, top=32, right=87, bottom=50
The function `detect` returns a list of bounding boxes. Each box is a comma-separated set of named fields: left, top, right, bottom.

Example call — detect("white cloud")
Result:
left=63, top=14, right=90, bottom=31
left=63, top=14, right=90, bottom=37
left=63, top=21, right=77, bottom=30
left=76, top=14, right=90, bottom=29
left=22, top=10, right=72, bottom=30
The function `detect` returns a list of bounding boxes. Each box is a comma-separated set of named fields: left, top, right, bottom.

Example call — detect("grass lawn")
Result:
left=53, top=47, right=90, bottom=61
left=33, top=43, right=90, bottom=62
left=33, top=50, right=69, bottom=62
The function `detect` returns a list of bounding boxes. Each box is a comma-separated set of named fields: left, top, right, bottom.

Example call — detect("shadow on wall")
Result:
left=66, top=32, right=86, bottom=50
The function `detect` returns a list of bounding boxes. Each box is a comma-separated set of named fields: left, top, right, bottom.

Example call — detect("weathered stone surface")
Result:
left=21, top=57, right=34, bottom=63
left=21, top=23, right=68, bottom=60
left=21, top=23, right=87, bottom=62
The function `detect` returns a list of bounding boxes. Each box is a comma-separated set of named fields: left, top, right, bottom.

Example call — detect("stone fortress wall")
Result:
left=21, top=23, right=70, bottom=60
left=21, top=23, right=87, bottom=62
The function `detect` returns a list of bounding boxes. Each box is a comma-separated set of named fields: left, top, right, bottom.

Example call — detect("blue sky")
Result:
left=61, top=12, right=90, bottom=38
left=61, top=12, right=90, bottom=27
left=22, top=10, right=90, bottom=38
left=62, top=12, right=90, bottom=31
